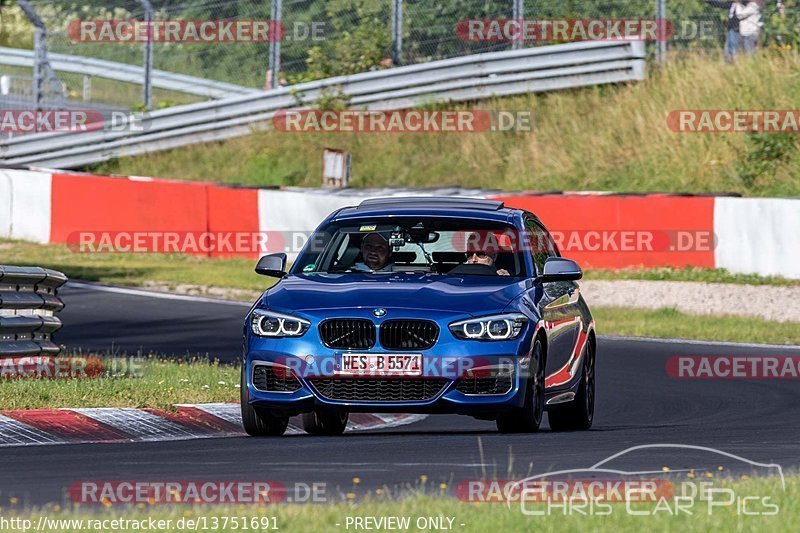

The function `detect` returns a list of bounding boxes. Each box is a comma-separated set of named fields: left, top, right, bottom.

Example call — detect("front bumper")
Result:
left=245, top=356, right=528, bottom=415
left=243, top=305, right=556, bottom=416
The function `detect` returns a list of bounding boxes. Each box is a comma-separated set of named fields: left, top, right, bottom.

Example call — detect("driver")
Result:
left=353, top=232, right=394, bottom=272
left=465, top=233, right=510, bottom=276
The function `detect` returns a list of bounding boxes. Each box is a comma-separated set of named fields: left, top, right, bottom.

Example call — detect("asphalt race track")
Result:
left=4, top=280, right=799, bottom=505
left=57, top=281, right=250, bottom=362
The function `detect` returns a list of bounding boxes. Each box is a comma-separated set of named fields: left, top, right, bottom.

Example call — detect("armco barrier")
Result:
left=0, top=266, right=67, bottom=356
left=0, top=40, right=646, bottom=169
left=1, top=169, right=798, bottom=279
left=0, top=46, right=258, bottom=99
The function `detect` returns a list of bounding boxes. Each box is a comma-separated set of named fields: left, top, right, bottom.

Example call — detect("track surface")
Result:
left=57, top=282, right=249, bottom=362
left=4, top=281, right=799, bottom=505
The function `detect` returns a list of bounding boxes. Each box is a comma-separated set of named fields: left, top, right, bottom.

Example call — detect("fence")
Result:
left=0, top=40, right=646, bottom=169
left=1, top=0, right=792, bottom=110
left=0, top=73, right=64, bottom=140
left=0, top=47, right=258, bottom=100
left=0, top=266, right=67, bottom=357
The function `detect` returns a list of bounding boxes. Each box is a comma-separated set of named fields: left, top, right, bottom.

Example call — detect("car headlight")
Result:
left=449, top=313, right=528, bottom=341
left=250, top=309, right=310, bottom=338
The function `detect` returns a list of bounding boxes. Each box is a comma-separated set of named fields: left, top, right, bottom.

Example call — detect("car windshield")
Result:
left=293, top=217, right=528, bottom=277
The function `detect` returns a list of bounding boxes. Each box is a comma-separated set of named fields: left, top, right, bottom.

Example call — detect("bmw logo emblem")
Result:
left=373, top=308, right=387, bottom=318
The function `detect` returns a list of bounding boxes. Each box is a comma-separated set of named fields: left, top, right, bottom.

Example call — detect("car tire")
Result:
left=548, top=338, right=595, bottom=431
left=240, top=365, right=290, bottom=437
left=302, top=410, right=349, bottom=435
left=496, top=338, right=545, bottom=434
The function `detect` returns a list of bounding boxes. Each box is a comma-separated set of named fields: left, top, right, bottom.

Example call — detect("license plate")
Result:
left=338, top=354, right=422, bottom=376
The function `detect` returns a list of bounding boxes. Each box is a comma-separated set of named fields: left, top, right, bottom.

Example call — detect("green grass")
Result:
left=584, top=266, right=800, bottom=286
left=595, top=306, right=800, bottom=345
left=3, top=476, right=798, bottom=531
left=93, top=52, right=800, bottom=197
left=0, top=357, right=238, bottom=411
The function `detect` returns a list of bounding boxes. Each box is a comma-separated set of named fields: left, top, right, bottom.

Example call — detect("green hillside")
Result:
left=95, top=52, right=800, bottom=197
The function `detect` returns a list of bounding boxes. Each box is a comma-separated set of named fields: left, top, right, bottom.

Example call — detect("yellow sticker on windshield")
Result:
left=359, top=225, right=377, bottom=232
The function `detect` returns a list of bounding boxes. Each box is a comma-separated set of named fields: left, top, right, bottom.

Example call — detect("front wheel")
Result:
left=302, top=410, right=349, bottom=435
left=496, top=339, right=545, bottom=433
left=548, top=338, right=595, bottom=431
left=240, top=365, right=290, bottom=436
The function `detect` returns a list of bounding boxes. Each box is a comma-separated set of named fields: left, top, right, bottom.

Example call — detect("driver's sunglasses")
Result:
left=467, top=251, right=489, bottom=259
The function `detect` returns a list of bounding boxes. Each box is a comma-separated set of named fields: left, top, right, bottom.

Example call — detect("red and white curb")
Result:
left=0, top=405, right=426, bottom=447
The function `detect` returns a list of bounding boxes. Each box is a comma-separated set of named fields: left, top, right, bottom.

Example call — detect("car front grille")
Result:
left=252, top=365, right=302, bottom=393
left=379, top=319, right=439, bottom=350
left=319, top=319, right=376, bottom=350
left=455, top=375, right=513, bottom=395
left=308, top=378, right=449, bottom=403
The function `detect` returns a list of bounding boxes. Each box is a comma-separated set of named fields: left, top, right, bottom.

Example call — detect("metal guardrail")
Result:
left=0, top=40, right=646, bottom=170
left=0, top=266, right=67, bottom=356
left=0, top=47, right=259, bottom=100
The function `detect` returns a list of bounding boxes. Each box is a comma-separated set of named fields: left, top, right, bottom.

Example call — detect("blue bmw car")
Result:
left=241, top=197, right=596, bottom=436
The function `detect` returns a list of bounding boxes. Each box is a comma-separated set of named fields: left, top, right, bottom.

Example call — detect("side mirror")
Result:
left=539, top=257, right=582, bottom=283
left=255, top=253, right=287, bottom=278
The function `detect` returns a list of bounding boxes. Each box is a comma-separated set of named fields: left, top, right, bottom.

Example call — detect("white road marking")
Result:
left=66, top=281, right=251, bottom=307
left=0, top=414, right=63, bottom=446
left=67, top=408, right=201, bottom=441
left=356, top=413, right=428, bottom=430
left=182, top=402, right=303, bottom=435
left=599, top=334, right=800, bottom=351
left=0, top=406, right=429, bottom=447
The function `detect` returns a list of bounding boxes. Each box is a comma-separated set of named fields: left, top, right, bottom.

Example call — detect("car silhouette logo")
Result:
left=373, top=308, right=387, bottom=318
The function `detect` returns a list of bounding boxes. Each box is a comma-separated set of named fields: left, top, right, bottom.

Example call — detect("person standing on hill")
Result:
left=735, top=0, right=764, bottom=55
left=705, top=0, right=742, bottom=62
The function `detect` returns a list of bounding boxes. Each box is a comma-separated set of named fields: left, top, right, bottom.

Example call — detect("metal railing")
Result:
left=0, top=72, right=63, bottom=140
left=0, top=266, right=67, bottom=356
left=0, top=47, right=259, bottom=100
left=0, top=40, right=646, bottom=169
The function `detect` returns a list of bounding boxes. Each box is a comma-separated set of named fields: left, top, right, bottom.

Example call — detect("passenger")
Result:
left=353, top=232, right=394, bottom=272
left=465, top=233, right=510, bottom=276
left=465, top=249, right=510, bottom=276
left=736, top=0, right=763, bottom=55
left=705, top=0, right=742, bottom=63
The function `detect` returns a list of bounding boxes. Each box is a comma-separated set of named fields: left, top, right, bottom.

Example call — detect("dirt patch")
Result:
left=580, top=280, right=800, bottom=323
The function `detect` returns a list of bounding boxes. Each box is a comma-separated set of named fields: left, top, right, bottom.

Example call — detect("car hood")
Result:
left=264, top=273, right=527, bottom=316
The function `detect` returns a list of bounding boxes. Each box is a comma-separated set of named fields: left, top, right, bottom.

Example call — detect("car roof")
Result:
left=331, top=197, right=520, bottom=224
